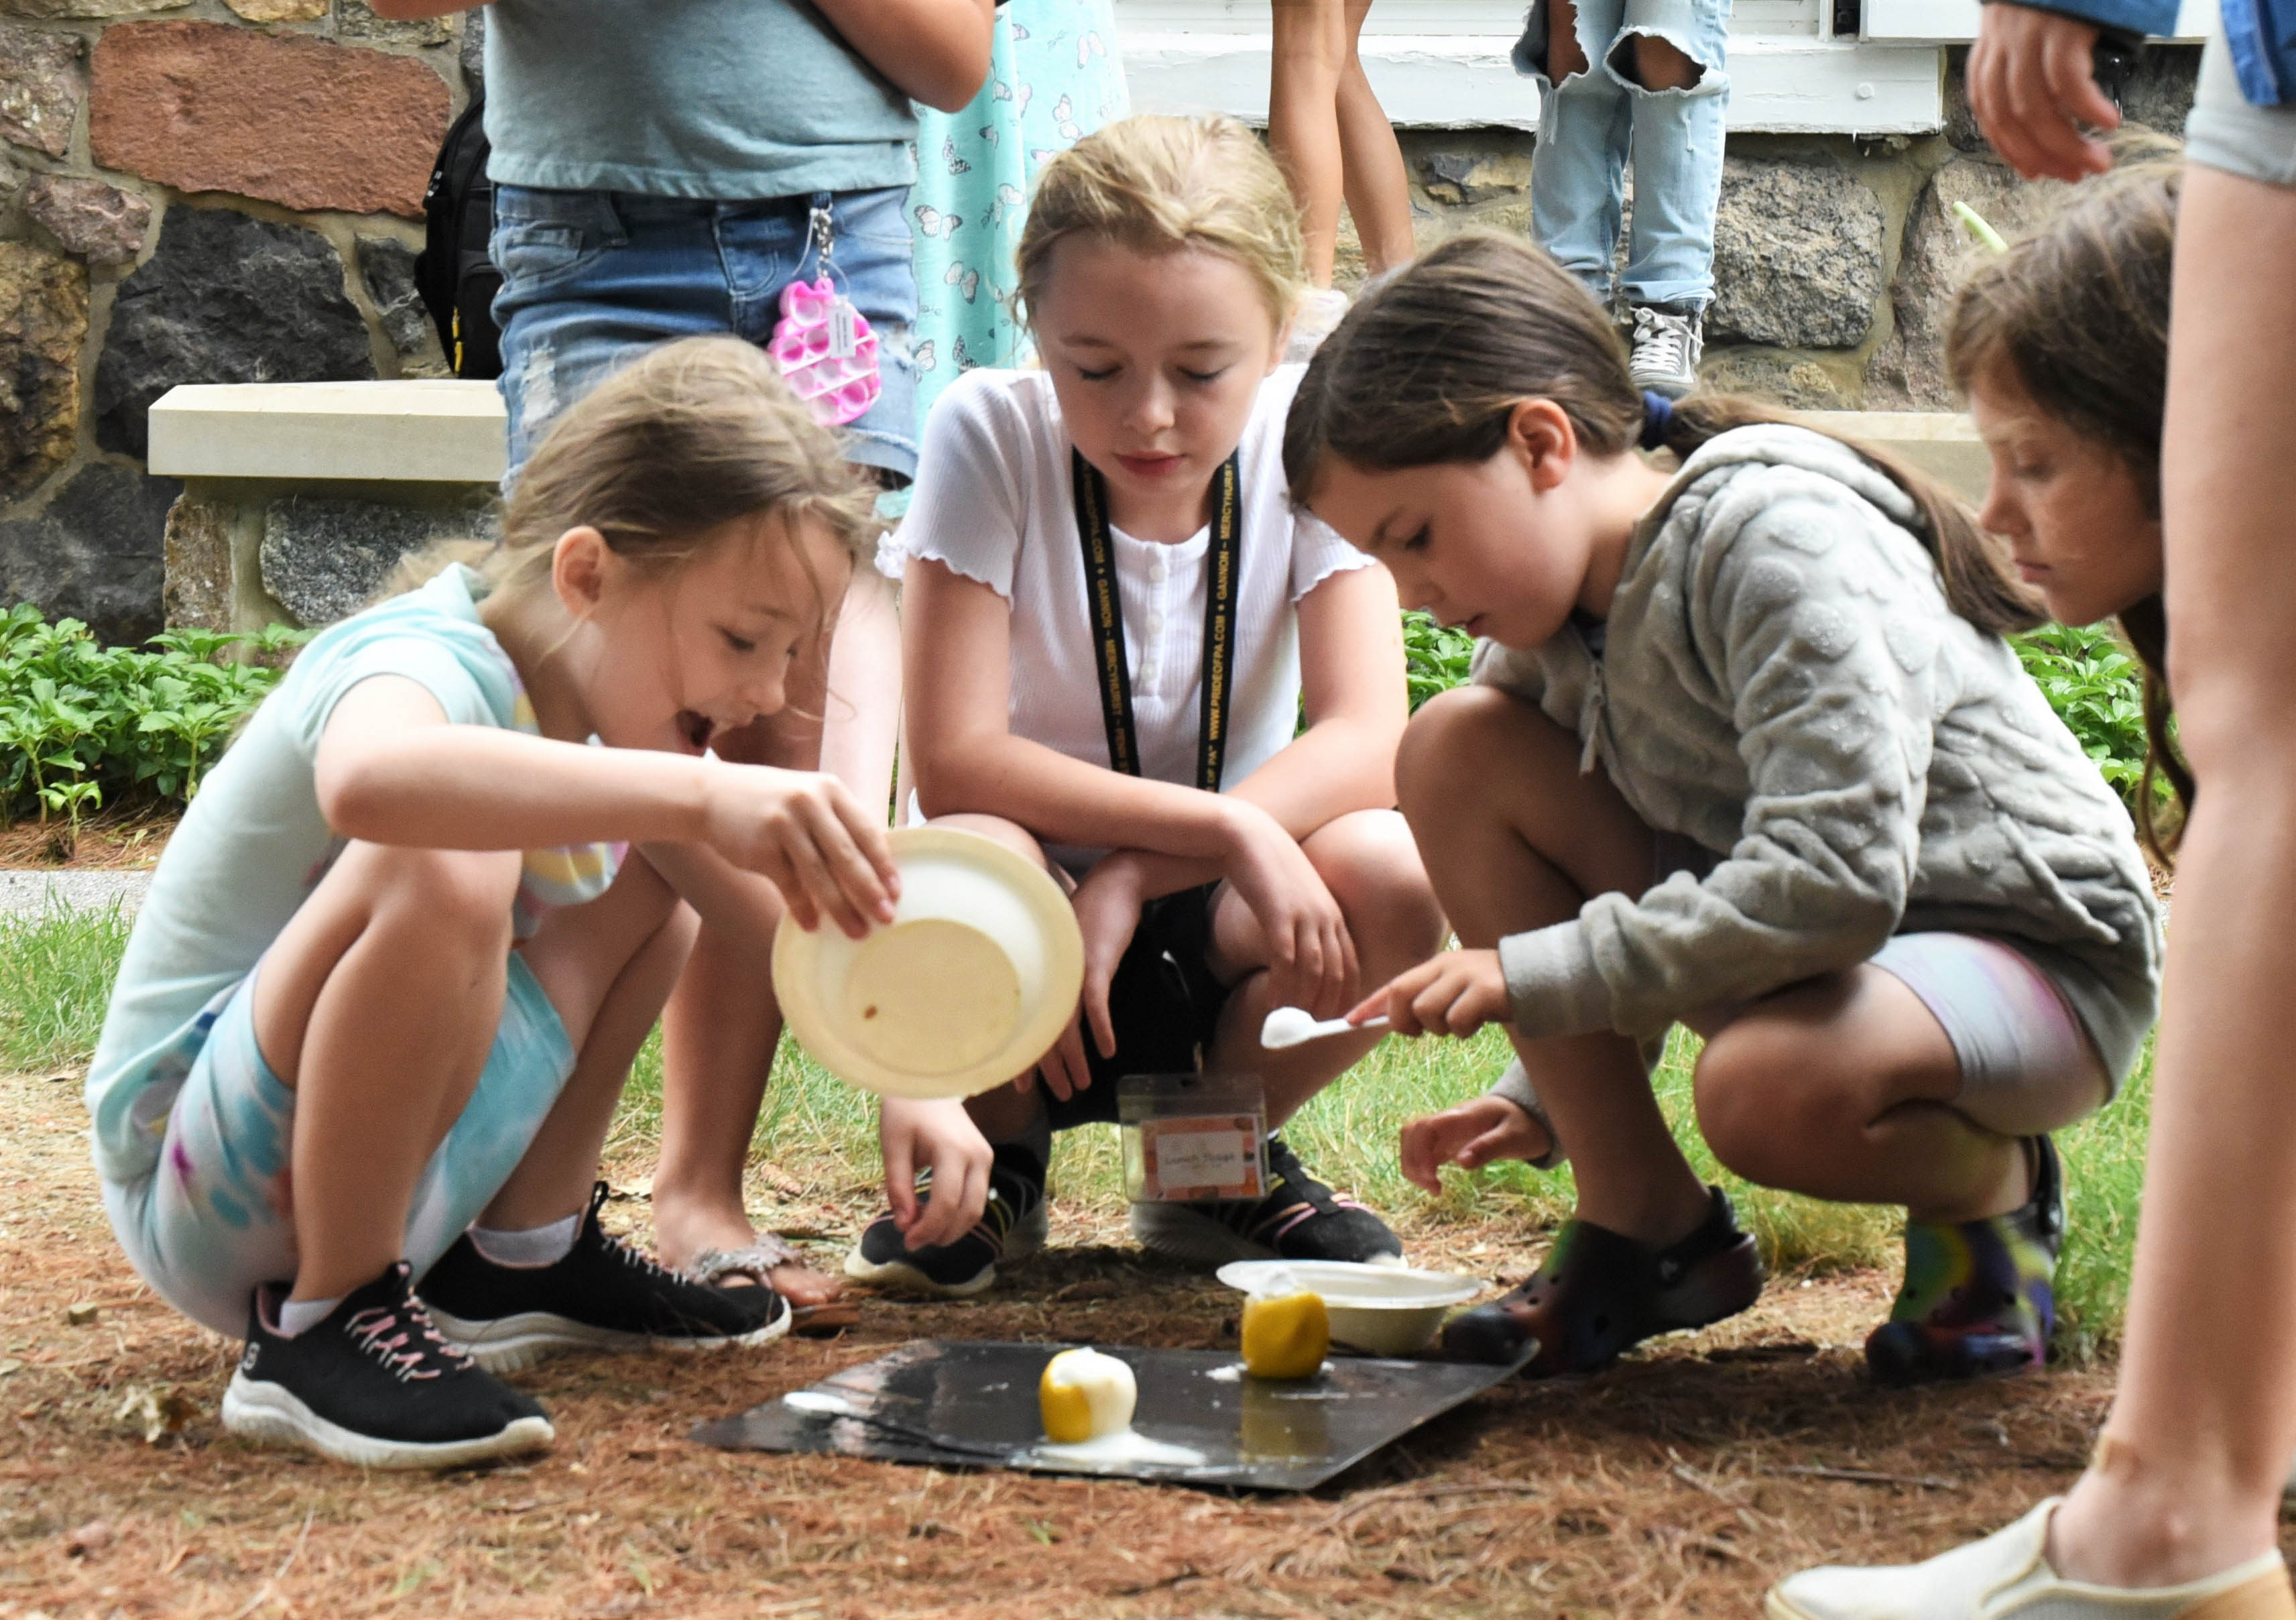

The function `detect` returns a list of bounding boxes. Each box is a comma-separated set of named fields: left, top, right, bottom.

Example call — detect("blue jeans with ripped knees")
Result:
left=1514, top=0, right=1730, bottom=311
left=489, top=184, right=920, bottom=489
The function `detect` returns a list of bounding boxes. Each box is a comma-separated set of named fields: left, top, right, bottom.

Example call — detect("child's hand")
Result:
left=1071, top=852, right=1147, bottom=1067
left=1967, top=1, right=2119, bottom=182
left=1218, top=801, right=1358, bottom=1017
left=1351, top=947, right=1510, bottom=1037
left=701, top=761, right=900, bottom=939
left=1399, top=1095, right=1550, bottom=1194
left=880, top=1096, right=993, bottom=1252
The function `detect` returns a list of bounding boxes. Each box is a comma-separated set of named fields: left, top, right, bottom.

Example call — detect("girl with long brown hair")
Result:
left=1288, top=231, right=2161, bottom=1386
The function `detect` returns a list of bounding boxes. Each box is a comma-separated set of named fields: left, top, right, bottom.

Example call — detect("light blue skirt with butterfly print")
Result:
left=908, top=0, right=1130, bottom=430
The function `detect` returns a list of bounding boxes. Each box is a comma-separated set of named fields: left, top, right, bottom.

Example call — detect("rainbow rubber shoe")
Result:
left=1866, top=1136, right=2063, bottom=1386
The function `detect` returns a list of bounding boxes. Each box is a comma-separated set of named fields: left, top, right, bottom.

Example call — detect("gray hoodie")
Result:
left=1476, top=423, right=2161, bottom=1092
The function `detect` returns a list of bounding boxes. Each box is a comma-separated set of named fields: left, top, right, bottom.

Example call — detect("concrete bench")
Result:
left=145, top=380, right=1990, bottom=635
left=149, top=379, right=507, bottom=634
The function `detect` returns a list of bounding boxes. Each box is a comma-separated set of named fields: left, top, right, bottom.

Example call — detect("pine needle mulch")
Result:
left=0, top=1069, right=2244, bottom=1620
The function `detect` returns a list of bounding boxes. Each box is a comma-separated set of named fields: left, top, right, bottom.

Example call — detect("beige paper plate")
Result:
left=772, top=826, right=1085, bottom=1100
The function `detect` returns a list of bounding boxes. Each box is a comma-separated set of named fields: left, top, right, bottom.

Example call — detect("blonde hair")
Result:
left=1015, top=113, right=1309, bottom=336
left=389, top=336, right=880, bottom=631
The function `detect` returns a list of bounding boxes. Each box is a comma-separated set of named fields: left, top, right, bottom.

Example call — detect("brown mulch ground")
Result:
left=0, top=807, right=176, bottom=872
left=0, top=1070, right=2271, bottom=1620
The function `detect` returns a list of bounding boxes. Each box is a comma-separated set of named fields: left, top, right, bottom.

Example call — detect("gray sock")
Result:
left=469, top=1212, right=581, bottom=1269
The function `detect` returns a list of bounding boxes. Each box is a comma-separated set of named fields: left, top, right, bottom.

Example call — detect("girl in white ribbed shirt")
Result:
left=847, top=113, right=1446, bottom=1297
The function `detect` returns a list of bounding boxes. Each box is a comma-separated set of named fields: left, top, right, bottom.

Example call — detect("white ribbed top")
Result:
left=896, top=365, right=1372, bottom=863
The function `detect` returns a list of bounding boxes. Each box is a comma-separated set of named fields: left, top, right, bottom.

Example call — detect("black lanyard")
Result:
left=1071, top=448, right=1242, bottom=793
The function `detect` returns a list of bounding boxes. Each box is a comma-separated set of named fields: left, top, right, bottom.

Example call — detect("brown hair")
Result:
left=1283, top=231, right=2041, bottom=639
left=1015, top=113, right=1308, bottom=337
left=389, top=335, right=880, bottom=634
left=1946, top=162, right=2186, bottom=866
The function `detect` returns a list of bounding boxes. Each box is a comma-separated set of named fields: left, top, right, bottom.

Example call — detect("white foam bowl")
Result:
left=1216, top=1260, right=1488, bottom=1357
left=772, top=826, right=1084, bottom=1100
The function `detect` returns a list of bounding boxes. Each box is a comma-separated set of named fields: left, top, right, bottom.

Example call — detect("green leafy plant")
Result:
left=1402, top=609, right=1475, bottom=712
left=2012, top=621, right=2156, bottom=806
left=0, top=608, right=311, bottom=822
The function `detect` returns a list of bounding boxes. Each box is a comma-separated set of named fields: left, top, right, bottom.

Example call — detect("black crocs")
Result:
left=1443, top=1185, right=1764, bottom=1372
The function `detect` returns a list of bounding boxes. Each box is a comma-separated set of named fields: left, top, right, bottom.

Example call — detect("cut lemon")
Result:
left=1242, top=1287, right=1330, bottom=1381
left=1038, top=1347, right=1136, bottom=1442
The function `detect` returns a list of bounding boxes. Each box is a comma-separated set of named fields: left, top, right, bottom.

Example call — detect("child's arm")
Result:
left=317, top=675, right=897, bottom=935
left=1090, top=561, right=1410, bottom=902
left=812, top=0, right=995, bottom=112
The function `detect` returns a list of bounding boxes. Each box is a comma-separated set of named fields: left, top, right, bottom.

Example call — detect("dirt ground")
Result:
left=0, top=807, right=174, bottom=872
left=0, top=1069, right=2267, bottom=1620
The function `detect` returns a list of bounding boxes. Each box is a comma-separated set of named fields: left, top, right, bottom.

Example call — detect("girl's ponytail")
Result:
left=1284, top=232, right=2039, bottom=637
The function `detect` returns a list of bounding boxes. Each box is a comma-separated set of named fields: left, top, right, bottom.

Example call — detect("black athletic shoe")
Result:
left=418, top=1182, right=790, bottom=1373
left=843, top=1139, right=1050, bottom=1297
left=221, top=1262, right=554, bottom=1470
left=1128, top=1136, right=1404, bottom=1269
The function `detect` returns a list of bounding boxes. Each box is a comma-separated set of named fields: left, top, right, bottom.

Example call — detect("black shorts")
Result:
left=1043, top=881, right=1234, bottom=1131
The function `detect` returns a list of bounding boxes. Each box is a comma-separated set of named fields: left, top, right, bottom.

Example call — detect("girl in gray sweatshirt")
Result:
left=1283, top=231, right=2161, bottom=1387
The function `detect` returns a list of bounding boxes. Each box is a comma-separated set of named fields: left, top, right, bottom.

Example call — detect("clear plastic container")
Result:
left=1119, top=1073, right=1267, bottom=1203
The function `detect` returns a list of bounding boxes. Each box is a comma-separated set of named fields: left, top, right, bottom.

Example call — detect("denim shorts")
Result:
left=2189, top=32, right=2296, bottom=190
left=491, top=184, right=920, bottom=485
left=101, top=953, right=576, bottom=1338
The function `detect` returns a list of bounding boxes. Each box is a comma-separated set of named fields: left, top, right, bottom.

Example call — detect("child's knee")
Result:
left=1396, top=685, right=1524, bottom=817
left=1693, top=1025, right=1833, bottom=1187
left=927, top=812, right=1046, bottom=870
left=375, top=846, right=522, bottom=953
left=1306, top=811, right=1446, bottom=960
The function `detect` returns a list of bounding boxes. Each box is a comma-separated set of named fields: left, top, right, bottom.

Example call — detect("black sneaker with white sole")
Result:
left=1129, top=1136, right=1404, bottom=1269
left=221, top=1261, right=554, bottom=1470
left=844, top=1139, right=1049, bottom=1297
left=418, top=1182, right=790, bottom=1373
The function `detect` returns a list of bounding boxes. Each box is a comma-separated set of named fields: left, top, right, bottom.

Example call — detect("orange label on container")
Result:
left=1138, top=1115, right=1262, bottom=1201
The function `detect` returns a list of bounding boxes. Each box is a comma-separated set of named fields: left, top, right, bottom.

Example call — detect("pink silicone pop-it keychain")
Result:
left=770, top=207, right=881, bottom=427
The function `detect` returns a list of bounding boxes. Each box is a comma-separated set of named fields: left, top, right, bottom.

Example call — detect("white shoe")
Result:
left=1284, top=287, right=1350, bottom=363
left=1627, top=303, right=1703, bottom=399
left=1767, top=1499, right=2294, bottom=1620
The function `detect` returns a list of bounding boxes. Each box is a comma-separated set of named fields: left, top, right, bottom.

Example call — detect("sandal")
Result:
left=1864, top=1136, right=2063, bottom=1386
left=688, top=1242, right=861, bottom=1338
left=1441, top=1185, right=1764, bottom=1373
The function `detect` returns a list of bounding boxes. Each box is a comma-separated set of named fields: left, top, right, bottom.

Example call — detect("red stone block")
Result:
left=90, top=20, right=447, bottom=219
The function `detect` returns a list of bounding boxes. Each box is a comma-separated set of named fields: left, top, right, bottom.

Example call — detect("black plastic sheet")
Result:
left=692, top=1338, right=1530, bottom=1492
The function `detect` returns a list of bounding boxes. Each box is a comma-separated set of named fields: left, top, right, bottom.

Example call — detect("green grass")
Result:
left=9, top=909, right=2151, bottom=1360
left=0, top=903, right=134, bottom=1072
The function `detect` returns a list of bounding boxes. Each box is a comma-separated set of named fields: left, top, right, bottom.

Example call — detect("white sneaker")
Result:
left=1284, top=287, right=1350, bottom=363
left=1627, top=303, right=1703, bottom=399
left=1767, top=1499, right=2294, bottom=1620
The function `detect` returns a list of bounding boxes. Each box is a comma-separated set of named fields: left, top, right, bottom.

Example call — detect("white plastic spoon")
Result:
left=1260, top=1005, right=1390, bottom=1050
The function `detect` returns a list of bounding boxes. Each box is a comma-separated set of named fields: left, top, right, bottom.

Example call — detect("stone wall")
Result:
left=1357, top=45, right=2197, bottom=413
left=0, top=19, right=2193, bottom=642
left=0, top=0, right=469, bottom=643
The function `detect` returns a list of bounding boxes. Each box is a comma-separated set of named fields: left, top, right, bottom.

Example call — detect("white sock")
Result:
left=276, top=1295, right=339, bottom=1338
left=469, top=1212, right=581, bottom=1269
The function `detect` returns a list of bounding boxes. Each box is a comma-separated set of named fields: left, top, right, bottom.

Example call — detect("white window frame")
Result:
left=1115, top=0, right=2206, bottom=135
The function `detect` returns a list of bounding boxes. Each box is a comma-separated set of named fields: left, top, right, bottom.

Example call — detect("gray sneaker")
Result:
left=1627, top=304, right=1703, bottom=399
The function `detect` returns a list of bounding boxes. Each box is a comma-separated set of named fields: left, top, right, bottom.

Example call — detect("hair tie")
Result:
left=1638, top=390, right=1677, bottom=452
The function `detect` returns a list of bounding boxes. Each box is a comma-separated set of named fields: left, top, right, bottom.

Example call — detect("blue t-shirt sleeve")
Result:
left=286, top=634, right=507, bottom=757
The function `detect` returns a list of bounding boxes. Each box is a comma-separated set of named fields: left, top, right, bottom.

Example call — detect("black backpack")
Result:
left=416, top=93, right=504, bottom=381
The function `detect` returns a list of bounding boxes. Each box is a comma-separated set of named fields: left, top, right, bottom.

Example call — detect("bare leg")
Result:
left=1268, top=0, right=1351, bottom=286
left=1334, top=0, right=1417, bottom=275
left=1396, top=685, right=1709, bottom=1245
left=652, top=577, right=897, bottom=1304
left=479, top=856, right=692, bottom=1230
left=2045, top=162, right=2296, bottom=1585
left=255, top=844, right=523, bottom=1303
left=1691, top=967, right=2049, bottom=1223
left=1202, top=808, right=1445, bottom=1120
